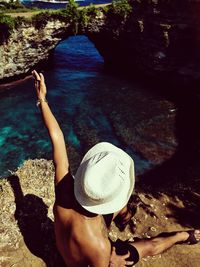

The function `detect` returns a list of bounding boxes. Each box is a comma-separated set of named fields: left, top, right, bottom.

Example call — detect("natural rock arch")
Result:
left=1, top=0, right=200, bottom=85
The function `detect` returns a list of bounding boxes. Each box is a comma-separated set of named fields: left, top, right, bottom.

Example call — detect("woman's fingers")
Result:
left=32, top=70, right=45, bottom=83
left=39, top=73, right=45, bottom=83
left=32, top=70, right=40, bottom=81
left=39, top=73, right=45, bottom=84
left=32, top=70, right=46, bottom=99
left=32, top=70, right=40, bottom=92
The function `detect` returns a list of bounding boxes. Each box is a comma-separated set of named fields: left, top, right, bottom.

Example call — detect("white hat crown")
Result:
left=74, top=142, right=135, bottom=215
left=82, top=152, right=126, bottom=203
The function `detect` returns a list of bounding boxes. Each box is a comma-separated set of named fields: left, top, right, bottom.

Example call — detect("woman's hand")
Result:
left=32, top=70, right=47, bottom=100
left=109, top=247, right=134, bottom=267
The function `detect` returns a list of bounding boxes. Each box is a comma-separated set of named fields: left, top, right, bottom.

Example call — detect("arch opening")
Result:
left=52, top=35, right=104, bottom=74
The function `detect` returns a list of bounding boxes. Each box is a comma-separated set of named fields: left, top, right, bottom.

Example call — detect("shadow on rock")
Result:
left=166, top=190, right=200, bottom=229
left=8, top=175, right=66, bottom=267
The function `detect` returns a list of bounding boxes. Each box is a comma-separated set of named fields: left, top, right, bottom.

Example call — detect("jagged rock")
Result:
left=0, top=19, right=71, bottom=82
left=86, top=0, right=200, bottom=86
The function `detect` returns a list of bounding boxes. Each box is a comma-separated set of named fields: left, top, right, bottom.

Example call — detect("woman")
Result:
left=32, top=70, right=200, bottom=267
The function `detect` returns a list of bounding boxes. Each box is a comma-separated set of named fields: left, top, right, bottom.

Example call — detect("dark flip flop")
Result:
left=178, top=230, right=200, bottom=245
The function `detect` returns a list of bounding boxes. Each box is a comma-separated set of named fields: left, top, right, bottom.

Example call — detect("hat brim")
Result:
left=74, top=142, right=135, bottom=215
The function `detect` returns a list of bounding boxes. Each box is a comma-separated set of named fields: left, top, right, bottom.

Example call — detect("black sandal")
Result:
left=177, top=230, right=200, bottom=245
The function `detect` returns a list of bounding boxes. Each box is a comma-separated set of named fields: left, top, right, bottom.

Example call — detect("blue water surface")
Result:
left=22, top=0, right=112, bottom=9
left=0, top=35, right=152, bottom=177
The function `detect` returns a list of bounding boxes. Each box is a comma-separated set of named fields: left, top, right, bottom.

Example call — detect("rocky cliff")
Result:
left=0, top=18, right=71, bottom=83
left=1, top=0, right=200, bottom=85
left=85, top=0, right=200, bottom=86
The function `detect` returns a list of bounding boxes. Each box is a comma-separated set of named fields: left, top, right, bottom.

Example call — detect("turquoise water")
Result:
left=0, top=35, right=155, bottom=178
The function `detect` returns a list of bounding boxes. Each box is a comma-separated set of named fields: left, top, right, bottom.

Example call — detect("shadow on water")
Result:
left=8, top=175, right=66, bottom=267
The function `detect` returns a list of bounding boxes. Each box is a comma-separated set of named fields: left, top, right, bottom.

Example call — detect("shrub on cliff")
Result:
left=0, top=14, right=28, bottom=44
left=64, top=0, right=79, bottom=20
left=61, top=0, right=79, bottom=34
left=0, top=14, right=15, bottom=43
left=79, top=4, right=99, bottom=28
left=0, top=0, right=26, bottom=12
left=106, top=0, right=132, bottom=20
left=32, top=0, right=79, bottom=33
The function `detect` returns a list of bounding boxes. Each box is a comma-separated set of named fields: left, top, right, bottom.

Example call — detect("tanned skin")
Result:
left=32, top=70, right=200, bottom=267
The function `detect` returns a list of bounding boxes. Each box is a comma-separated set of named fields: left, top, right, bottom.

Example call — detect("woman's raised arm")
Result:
left=32, top=70, right=69, bottom=184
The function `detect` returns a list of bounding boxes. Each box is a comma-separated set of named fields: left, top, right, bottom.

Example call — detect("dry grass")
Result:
left=5, top=11, right=42, bottom=18
left=4, top=3, right=110, bottom=18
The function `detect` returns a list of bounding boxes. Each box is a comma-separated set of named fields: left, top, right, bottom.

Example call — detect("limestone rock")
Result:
left=0, top=19, right=70, bottom=82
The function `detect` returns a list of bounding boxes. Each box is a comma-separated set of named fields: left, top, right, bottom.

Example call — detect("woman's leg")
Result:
left=132, top=230, right=200, bottom=259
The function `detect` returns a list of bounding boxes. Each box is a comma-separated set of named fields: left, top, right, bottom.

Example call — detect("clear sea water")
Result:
left=0, top=34, right=155, bottom=178
left=22, top=0, right=111, bottom=9
left=0, top=1, right=167, bottom=178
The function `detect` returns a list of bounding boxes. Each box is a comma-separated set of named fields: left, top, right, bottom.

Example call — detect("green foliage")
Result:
left=64, top=0, right=79, bottom=34
left=0, top=14, right=15, bottom=43
left=0, top=13, right=15, bottom=28
left=31, top=0, right=80, bottom=33
left=0, top=12, right=28, bottom=43
left=79, top=4, right=99, bottom=28
left=0, top=0, right=26, bottom=11
left=0, top=0, right=133, bottom=43
left=64, top=0, right=79, bottom=19
left=107, top=0, right=132, bottom=19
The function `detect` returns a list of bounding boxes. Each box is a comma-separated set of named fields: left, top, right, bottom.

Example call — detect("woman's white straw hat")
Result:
left=74, top=142, right=135, bottom=215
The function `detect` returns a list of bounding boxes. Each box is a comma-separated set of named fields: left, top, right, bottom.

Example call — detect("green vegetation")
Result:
left=0, top=0, right=29, bottom=13
left=0, top=0, right=133, bottom=43
left=79, top=0, right=132, bottom=28
left=79, top=4, right=99, bottom=28
left=61, top=0, right=79, bottom=34
left=32, top=0, right=79, bottom=32
left=0, top=13, right=28, bottom=43
left=106, top=0, right=132, bottom=19
left=0, top=14, right=16, bottom=43
left=63, top=0, right=79, bottom=20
